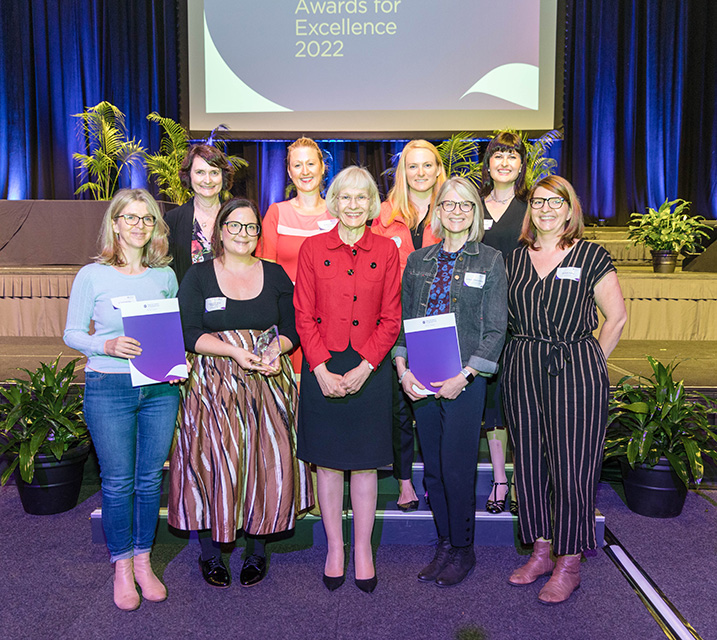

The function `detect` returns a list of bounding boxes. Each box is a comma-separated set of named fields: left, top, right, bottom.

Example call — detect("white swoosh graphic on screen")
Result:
left=460, top=63, right=539, bottom=110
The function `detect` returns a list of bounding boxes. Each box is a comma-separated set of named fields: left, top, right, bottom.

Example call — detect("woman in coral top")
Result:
left=372, top=139, right=444, bottom=511
left=257, top=137, right=336, bottom=283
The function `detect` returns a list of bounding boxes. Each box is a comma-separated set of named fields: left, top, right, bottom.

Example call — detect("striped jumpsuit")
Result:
left=502, top=240, right=614, bottom=555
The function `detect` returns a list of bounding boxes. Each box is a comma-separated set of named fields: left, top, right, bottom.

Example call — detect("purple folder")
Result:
left=120, top=298, right=188, bottom=386
left=404, top=313, right=462, bottom=395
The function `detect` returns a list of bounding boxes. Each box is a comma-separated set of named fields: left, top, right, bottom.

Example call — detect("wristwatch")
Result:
left=460, top=367, right=475, bottom=384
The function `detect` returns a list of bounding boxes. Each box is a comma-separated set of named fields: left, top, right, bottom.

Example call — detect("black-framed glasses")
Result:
left=115, top=214, right=156, bottom=227
left=439, top=200, right=475, bottom=213
left=223, top=221, right=261, bottom=236
left=530, top=197, right=565, bottom=210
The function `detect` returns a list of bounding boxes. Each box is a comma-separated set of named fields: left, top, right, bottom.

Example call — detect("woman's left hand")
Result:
left=431, top=374, right=467, bottom=400
left=341, top=360, right=372, bottom=395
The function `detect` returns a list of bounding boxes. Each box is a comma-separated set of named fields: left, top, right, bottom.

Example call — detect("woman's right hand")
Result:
left=232, top=346, right=263, bottom=372
left=104, top=336, right=142, bottom=359
left=314, top=363, right=347, bottom=398
left=401, top=370, right=429, bottom=401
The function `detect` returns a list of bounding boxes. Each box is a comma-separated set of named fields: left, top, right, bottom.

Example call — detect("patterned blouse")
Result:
left=191, top=218, right=214, bottom=265
left=426, top=244, right=463, bottom=316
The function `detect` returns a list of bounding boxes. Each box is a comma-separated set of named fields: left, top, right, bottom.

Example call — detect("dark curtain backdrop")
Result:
left=1, top=1, right=715, bottom=223
left=563, top=0, right=717, bottom=222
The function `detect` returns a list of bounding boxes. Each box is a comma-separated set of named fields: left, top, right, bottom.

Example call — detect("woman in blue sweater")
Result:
left=64, top=189, right=181, bottom=611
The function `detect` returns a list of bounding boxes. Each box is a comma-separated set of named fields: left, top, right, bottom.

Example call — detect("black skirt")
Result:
left=297, top=346, right=392, bottom=470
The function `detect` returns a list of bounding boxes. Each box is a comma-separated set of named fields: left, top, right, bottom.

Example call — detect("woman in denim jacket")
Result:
left=394, top=177, right=507, bottom=587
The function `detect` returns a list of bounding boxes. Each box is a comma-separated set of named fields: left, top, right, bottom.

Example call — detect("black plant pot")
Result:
left=621, top=458, right=687, bottom=518
left=16, top=442, right=91, bottom=515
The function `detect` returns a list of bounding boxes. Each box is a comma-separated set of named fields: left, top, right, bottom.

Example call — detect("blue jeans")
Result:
left=83, top=371, right=180, bottom=562
left=413, top=376, right=487, bottom=547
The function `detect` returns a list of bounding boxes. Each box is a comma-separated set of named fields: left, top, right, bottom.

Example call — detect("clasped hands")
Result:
left=400, top=370, right=468, bottom=401
left=314, top=360, right=372, bottom=398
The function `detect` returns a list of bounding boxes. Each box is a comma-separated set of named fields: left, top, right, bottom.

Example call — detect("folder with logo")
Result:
left=120, top=298, right=188, bottom=387
left=404, top=313, right=462, bottom=395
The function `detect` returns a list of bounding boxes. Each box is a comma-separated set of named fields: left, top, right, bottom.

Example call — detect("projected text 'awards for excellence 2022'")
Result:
left=295, top=0, right=401, bottom=58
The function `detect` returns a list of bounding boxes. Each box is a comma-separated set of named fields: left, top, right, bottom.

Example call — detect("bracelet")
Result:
left=398, top=369, right=410, bottom=384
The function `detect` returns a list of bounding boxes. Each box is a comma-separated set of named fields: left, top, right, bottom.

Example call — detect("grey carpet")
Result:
left=0, top=481, right=677, bottom=640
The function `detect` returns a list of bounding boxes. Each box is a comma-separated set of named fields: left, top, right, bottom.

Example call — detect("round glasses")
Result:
left=530, top=197, right=565, bottom=210
left=439, top=200, right=475, bottom=213
left=223, top=221, right=261, bottom=236
left=115, top=214, right=156, bottom=227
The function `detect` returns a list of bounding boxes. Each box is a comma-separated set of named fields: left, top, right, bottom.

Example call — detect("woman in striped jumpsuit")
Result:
left=502, top=176, right=626, bottom=605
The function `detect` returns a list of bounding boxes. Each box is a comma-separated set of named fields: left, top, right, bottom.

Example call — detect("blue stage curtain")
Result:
left=563, top=0, right=717, bottom=222
left=0, top=0, right=178, bottom=199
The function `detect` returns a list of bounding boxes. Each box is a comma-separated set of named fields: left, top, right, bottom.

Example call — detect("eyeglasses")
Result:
left=223, top=221, right=261, bottom=236
left=530, top=197, right=565, bottom=209
left=337, top=194, right=369, bottom=205
left=115, top=214, right=156, bottom=227
left=439, top=200, right=475, bottom=213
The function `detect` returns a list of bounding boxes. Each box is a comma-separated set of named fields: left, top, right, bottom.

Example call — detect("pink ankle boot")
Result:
left=508, top=539, right=555, bottom=586
left=113, top=558, right=140, bottom=611
left=133, top=552, right=167, bottom=602
left=538, top=554, right=581, bottom=604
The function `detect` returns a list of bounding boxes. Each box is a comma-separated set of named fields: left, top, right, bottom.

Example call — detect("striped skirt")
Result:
left=168, top=330, right=314, bottom=543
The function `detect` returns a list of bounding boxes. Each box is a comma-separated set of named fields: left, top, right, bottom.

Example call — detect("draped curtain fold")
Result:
left=1, top=0, right=715, bottom=223
left=563, top=0, right=717, bottom=223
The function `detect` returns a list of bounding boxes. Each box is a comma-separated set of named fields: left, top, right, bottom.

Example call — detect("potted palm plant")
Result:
left=0, top=356, right=91, bottom=515
left=605, top=356, right=717, bottom=518
left=627, top=198, right=711, bottom=273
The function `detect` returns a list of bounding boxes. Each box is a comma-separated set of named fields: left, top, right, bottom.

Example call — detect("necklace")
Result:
left=488, top=190, right=514, bottom=205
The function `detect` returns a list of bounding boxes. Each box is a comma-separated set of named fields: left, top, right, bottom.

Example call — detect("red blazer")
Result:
left=294, top=225, right=401, bottom=371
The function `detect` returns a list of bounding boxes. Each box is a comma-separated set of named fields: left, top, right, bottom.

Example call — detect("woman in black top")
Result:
left=479, top=131, right=529, bottom=514
left=168, top=198, right=313, bottom=589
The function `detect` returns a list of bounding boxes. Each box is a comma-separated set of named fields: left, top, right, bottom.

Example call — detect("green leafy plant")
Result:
left=521, top=129, right=562, bottom=189
left=605, top=356, right=717, bottom=487
left=144, top=115, right=249, bottom=204
left=627, top=198, right=711, bottom=254
left=72, top=101, right=145, bottom=200
left=0, top=357, right=89, bottom=485
left=436, top=132, right=483, bottom=189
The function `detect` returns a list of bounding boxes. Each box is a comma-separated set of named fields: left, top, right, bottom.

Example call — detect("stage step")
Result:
left=89, top=462, right=605, bottom=549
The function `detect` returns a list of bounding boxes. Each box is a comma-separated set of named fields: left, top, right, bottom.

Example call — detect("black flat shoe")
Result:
left=240, top=554, right=267, bottom=587
left=323, top=573, right=346, bottom=591
left=355, top=575, right=378, bottom=593
left=397, top=499, right=419, bottom=512
left=198, top=555, right=231, bottom=588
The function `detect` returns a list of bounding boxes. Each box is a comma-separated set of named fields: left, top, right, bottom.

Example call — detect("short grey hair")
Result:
left=325, top=166, right=381, bottom=221
left=430, top=177, right=485, bottom=243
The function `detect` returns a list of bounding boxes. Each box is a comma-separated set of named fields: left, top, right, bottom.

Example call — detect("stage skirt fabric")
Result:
left=297, top=346, right=392, bottom=470
left=168, top=330, right=314, bottom=543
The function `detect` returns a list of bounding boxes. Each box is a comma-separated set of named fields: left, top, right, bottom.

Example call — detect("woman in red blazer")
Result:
left=294, top=166, right=401, bottom=593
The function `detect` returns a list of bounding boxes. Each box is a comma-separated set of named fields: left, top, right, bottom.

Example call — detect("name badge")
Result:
left=556, top=267, right=581, bottom=281
left=317, top=219, right=338, bottom=231
left=111, top=295, right=136, bottom=309
left=391, top=236, right=402, bottom=248
left=205, top=297, right=227, bottom=312
left=483, top=219, right=494, bottom=230
left=464, top=272, right=486, bottom=288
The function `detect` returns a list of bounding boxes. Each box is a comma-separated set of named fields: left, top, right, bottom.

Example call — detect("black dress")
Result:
left=481, top=196, right=526, bottom=428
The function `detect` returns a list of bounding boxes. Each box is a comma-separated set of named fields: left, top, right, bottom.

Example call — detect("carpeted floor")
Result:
left=4, top=481, right=711, bottom=640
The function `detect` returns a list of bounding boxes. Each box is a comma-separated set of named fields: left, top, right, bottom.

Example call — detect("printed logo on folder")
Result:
left=121, top=298, right=188, bottom=387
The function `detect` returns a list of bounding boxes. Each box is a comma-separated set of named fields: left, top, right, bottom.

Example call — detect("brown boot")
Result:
left=113, top=558, right=140, bottom=611
left=538, top=554, right=581, bottom=605
left=508, top=539, right=555, bottom=586
left=133, top=552, right=167, bottom=602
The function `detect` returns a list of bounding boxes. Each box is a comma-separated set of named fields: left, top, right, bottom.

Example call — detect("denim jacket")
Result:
left=393, top=240, right=507, bottom=375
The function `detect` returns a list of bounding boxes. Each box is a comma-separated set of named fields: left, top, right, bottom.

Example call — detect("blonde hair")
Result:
left=430, top=177, right=485, bottom=243
left=95, top=189, right=171, bottom=267
left=325, top=166, right=381, bottom=221
left=520, top=175, right=585, bottom=250
left=386, top=139, right=445, bottom=230
left=287, top=137, right=325, bottom=172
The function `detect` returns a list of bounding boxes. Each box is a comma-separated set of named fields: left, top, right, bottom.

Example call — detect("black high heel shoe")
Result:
left=355, top=575, right=378, bottom=593
left=486, top=480, right=509, bottom=514
left=323, top=572, right=346, bottom=591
